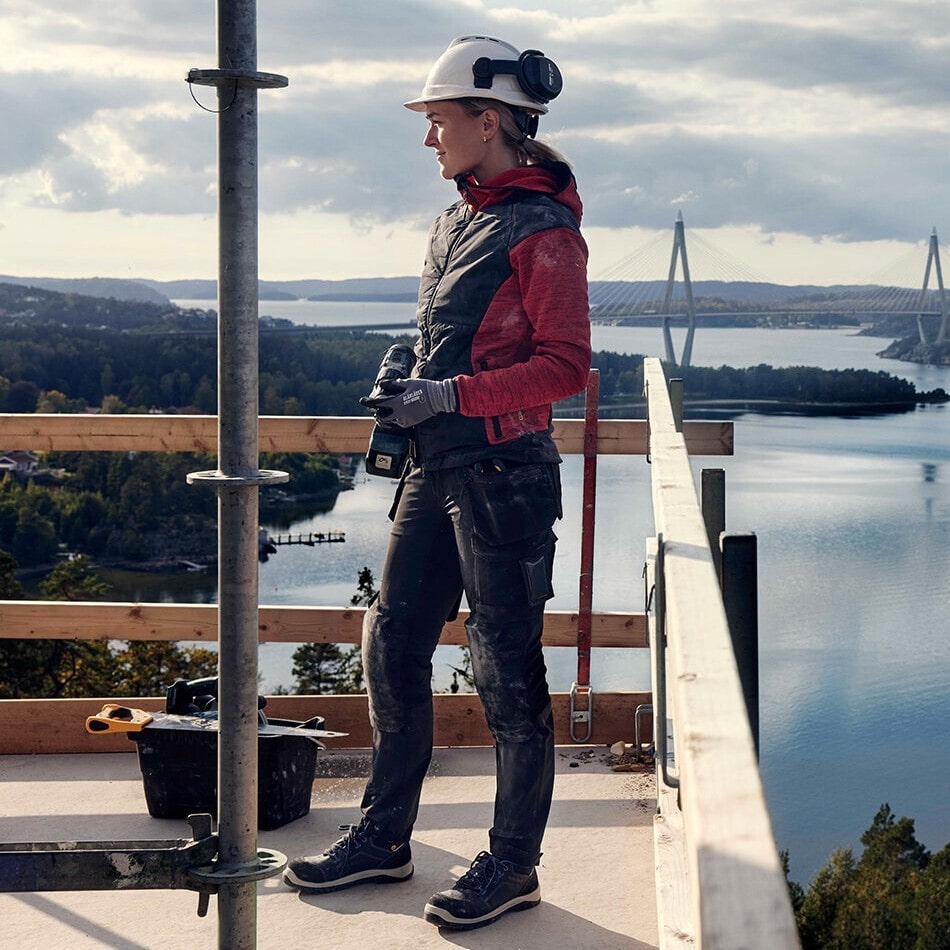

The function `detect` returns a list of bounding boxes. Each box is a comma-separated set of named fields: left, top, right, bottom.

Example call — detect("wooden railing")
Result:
left=0, top=383, right=802, bottom=947
left=0, top=413, right=732, bottom=455
left=0, top=411, right=731, bottom=756
left=643, top=358, right=799, bottom=949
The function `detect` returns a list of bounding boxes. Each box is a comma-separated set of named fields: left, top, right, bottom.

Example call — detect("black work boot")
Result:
left=283, top=820, right=413, bottom=893
left=424, top=851, right=540, bottom=930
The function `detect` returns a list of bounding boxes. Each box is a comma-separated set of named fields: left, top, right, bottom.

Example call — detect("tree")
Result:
left=791, top=804, right=944, bottom=950
left=781, top=849, right=806, bottom=918
left=831, top=804, right=930, bottom=949
left=38, top=555, right=111, bottom=601
left=0, top=553, right=220, bottom=698
left=112, top=641, right=218, bottom=697
left=6, top=379, right=40, bottom=412
left=0, top=549, right=35, bottom=699
left=36, top=389, right=85, bottom=413
left=291, top=642, right=364, bottom=695
left=11, top=504, right=58, bottom=567
left=288, top=567, right=373, bottom=695
left=914, top=844, right=950, bottom=950
left=350, top=566, right=377, bottom=608
left=0, top=548, right=24, bottom=599
left=797, top=847, right=856, bottom=949
left=1, top=556, right=119, bottom=697
left=100, top=394, right=128, bottom=413
left=446, top=647, right=475, bottom=694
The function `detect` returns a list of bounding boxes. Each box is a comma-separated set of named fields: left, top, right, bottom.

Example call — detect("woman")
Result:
left=284, top=35, right=591, bottom=932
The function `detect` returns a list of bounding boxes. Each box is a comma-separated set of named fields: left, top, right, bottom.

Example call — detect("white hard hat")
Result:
left=404, top=36, right=562, bottom=114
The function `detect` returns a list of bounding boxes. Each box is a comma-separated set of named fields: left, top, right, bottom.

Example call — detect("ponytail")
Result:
left=457, top=98, right=571, bottom=169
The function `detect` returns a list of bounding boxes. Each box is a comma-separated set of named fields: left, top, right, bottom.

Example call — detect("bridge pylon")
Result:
left=916, top=227, right=948, bottom=346
left=662, top=211, right=697, bottom=367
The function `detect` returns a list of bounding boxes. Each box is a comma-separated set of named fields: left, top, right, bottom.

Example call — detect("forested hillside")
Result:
left=0, top=322, right=403, bottom=415
left=0, top=320, right=942, bottom=418
left=0, top=282, right=944, bottom=573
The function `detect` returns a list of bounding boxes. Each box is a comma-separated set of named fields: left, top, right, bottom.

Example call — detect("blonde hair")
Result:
left=457, top=98, right=570, bottom=168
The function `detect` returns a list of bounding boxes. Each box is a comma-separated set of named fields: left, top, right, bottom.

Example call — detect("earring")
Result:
left=482, top=136, right=488, bottom=143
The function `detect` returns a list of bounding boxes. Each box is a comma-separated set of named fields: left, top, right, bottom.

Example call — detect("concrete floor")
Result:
left=0, top=746, right=658, bottom=950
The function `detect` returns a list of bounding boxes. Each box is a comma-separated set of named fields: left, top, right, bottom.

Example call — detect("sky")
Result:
left=0, top=0, right=947, bottom=287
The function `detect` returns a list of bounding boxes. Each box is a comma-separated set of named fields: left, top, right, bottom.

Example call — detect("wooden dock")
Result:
left=268, top=530, right=345, bottom=547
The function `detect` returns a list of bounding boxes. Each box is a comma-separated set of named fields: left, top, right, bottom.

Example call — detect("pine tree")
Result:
left=831, top=804, right=929, bottom=949
left=112, top=641, right=218, bottom=697
left=288, top=567, right=373, bottom=695
left=797, top=846, right=856, bottom=949
left=18, top=556, right=118, bottom=697
left=914, top=844, right=950, bottom=950
left=791, top=804, right=944, bottom=950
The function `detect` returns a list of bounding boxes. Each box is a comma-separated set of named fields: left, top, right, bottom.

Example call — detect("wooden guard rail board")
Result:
left=0, top=692, right=653, bottom=755
left=0, top=602, right=646, bottom=648
left=0, top=413, right=733, bottom=456
left=644, top=357, right=798, bottom=948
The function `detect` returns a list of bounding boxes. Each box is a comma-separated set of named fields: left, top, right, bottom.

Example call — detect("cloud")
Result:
left=0, top=0, right=946, bottom=251
left=574, top=124, right=950, bottom=243
left=0, top=71, right=152, bottom=175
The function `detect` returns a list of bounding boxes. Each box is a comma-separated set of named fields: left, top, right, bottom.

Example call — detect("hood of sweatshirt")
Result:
left=455, top=161, right=583, bottom=225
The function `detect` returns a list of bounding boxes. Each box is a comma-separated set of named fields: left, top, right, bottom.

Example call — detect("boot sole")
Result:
left=283, top=862, right=413, bottom=893
left=423, top=890, right=541, bottom=930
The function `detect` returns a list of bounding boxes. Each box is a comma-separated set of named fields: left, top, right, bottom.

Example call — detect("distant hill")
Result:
left=587, top=279, right=920, bottom=309
left=140, top=276, right=420, bottom=301
left=0, top=273, right=930, bottom=314
left=154, top=276, right=859, bottom=305
left=0, top=275, right=171, bottom=305
left=0, top=280, right=181, bottom=331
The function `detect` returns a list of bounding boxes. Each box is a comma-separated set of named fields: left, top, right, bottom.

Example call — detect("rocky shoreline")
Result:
left=877, top=336, right=950, bottom=367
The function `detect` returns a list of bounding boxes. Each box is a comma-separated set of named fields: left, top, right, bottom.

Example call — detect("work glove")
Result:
left=360, top=377, right=458, bottom=428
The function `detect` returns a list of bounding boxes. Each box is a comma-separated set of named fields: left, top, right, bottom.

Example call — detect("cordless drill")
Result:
left=364, top=343, right=417, bottom=477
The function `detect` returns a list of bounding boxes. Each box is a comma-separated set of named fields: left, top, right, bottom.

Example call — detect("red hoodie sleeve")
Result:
left=454, top=226, right=591, bottom=417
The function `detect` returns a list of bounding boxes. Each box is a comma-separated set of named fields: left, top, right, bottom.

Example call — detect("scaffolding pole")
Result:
left=186, top=2, right=288, bottom=947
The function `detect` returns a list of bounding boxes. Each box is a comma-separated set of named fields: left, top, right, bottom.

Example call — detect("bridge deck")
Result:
left=1, top=746, right=659, bottom=950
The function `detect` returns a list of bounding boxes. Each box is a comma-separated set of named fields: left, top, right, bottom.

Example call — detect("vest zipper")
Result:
left=422, top=211, right=472, bottom=358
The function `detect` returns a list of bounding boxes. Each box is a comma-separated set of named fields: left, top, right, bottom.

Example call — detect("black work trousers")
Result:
left=360, top=459, right=560, bottom=867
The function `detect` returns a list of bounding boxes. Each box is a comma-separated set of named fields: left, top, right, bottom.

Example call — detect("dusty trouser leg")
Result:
left=457, top=462, right=561, bottom=867
left=360, top=466, right=462, bottom=842
left=467, top=566, right=556, bottom=867
left=483, top=609, right=555, bottom=867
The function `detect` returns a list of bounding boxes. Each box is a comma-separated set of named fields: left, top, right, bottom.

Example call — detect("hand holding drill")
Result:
left=361, top=377, right=458, bottom=428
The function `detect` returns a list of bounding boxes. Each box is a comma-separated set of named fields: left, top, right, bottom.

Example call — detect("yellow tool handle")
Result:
left=85, top=704, right=154, bottom=734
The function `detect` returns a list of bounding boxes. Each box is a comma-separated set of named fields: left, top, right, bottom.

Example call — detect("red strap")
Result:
left=576, top=369, right=599, bottom=688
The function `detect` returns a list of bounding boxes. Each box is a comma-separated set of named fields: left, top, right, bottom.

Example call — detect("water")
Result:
left=177, top=297, right=945, bottom=390
left=175, top=298, right=418, bottom=335
left=162, top=300, right=949, bottom=883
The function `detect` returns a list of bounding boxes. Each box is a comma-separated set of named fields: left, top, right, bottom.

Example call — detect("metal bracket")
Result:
left=187, top=68, right=288, bottom=89
left=634, top=702, right=654, bottom=762
left=653, top=535, right=679, bottom=789
left=188, top=848, right=287, bottom=889
left=0, top=813, right=287, bottom=918
left=569, top=682, right=594, bottom=743
left=643, top=379, right=652, bottom=464
left=187, top=468, right=289, bottom=488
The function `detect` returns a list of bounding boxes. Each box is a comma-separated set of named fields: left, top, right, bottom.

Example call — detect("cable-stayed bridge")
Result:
left=590, top=214, right=948, bottom=366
